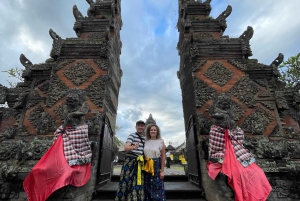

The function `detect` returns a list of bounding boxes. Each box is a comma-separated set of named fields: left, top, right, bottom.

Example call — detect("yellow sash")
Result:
left=137, top=155, right=144, bottom=185
left=142, top=156, right=154, bottom=176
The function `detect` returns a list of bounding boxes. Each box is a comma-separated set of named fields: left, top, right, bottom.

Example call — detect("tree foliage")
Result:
left=2, top=67, right=24, bottom=88
left=114, top=125, right=124, bottom=147
left=278, top=53, right=300, bottom=87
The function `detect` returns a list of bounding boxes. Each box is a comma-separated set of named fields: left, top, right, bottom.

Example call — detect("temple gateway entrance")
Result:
left=0, top=0, right=299, bottom=201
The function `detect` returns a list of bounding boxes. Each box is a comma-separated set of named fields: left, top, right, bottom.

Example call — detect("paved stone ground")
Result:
left=112, top=164, right=186, bottom=176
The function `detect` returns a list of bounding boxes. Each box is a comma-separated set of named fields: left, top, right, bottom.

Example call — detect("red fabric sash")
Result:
left=23, top=135, right=91, bottom=201
left=207, top=129, right=272, bottom=201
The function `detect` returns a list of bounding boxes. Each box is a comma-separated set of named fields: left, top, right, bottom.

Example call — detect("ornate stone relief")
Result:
left=275, top=91, right=289, bottom=110
left=287, top=140, right=300, bottom=159
left=56, top=59, right=76, bottom=70
left=256, top=160, right=279, bottom=172
left=193, top=77, right=216, bottom=108
left=27, top=105, right=57, bottom=134
left=26, top=90, right=43, bottom=109
left=254, top=79, right=268, bottom=88
left=49, top=29, right=63, bottom=60
left=87, top=112, right=104, bottom=135
left=269, top=125, right=283, bottom=137
left=284, top=127, right=300, bottom=139
left=216, top=5, right=232, bottom=34
left=45, top=74, right=68, bottom=107
left=0, top=108, right=18, bottom=121
left=255, top=136, right=288, bottom=159
left=241, top=106, right=273, bottom=135
left=227, top=59, right=247, bottom=71
left=53, top=103, right=65, bottom=122
left=204, top=61, right=233, bottom=86
left=0, top=127, right=17, bottom=142
left=192, top=33, right=213, bottom=41
left=229, top=76, right=258, bottom=107
left=195, top=112, right=212, bottom=135
left=85, top=75, right=107, bottom=107
left=94, top=59, right=109, bottom=71
left=258, top=90, right=273, bottom=98
left=64, top=61, right=96, bottom=86
left=260, top=101, right=275, bottom=110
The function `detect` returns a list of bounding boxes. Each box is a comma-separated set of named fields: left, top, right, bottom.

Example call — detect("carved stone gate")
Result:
left=177, top=0, right=300, bottom=200
left=0, top=1, right=122, bottom=200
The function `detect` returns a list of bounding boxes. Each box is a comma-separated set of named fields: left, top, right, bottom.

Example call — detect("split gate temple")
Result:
left=0, top=0, right=299, bottom=201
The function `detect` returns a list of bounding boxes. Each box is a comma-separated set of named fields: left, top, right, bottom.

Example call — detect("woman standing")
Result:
left=143, top=124, right=166, bottom=201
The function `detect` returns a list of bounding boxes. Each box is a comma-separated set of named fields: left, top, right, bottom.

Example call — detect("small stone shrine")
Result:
left=0, top=0, right=122, bottom=200
left=177, top=0, right=300, bottom=200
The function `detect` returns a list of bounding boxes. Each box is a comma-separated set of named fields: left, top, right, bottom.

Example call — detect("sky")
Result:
left=0, top=0, right=299, bottom=146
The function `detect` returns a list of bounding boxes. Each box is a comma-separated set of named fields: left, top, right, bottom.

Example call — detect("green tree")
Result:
left=278, top=53, right=300, bottom=87
left=2, top=67, right=24, bottom=88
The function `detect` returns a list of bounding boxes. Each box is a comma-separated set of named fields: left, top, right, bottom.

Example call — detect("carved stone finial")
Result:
left=216, top=5, right=232, bottom=34
left=239, top=26, right=254, bottom=41
left=73, top=5, right=84, bottom=21
left=86, top=0, right=96, bottom=17
left=271, top=53, right=284, bottom=77
left=209, top=93, right=236, bottom=129
left=20, top=54, right=32, bottom=80
left=63, top=88, right=89, bottom=128
left=145, top=113, right=156, bottom=126
left=49, top=29, right=61, bottom=40
left=271, top=53, right=284, bottom=67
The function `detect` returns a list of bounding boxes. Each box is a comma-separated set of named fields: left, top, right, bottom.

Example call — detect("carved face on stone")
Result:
left=66, top=92, right=80, bottom=107
left=214, top=93, right=231, bottom=110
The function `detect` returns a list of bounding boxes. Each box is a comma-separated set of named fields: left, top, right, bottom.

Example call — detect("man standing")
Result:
left=115, top=120, right=146, bottom=201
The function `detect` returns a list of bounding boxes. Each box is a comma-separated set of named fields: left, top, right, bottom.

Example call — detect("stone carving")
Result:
left=230, top=100, right=245, bottom=121
left=49, top=29, right=63, bottom=60
left=26, top=90, right=43, bottom=109
left=229, top=76, right=258, bottom=107
left=192, top=59, right=207, bottom=72
left=239, top=26, right=254, bottom=58
left=256, top=160, right=279, bottom=172
left=192, top=33, right=213, bottom=41
left=193, top=77, right=216, bottom=108
left=53, top=103, right=65, bottom=122
left=86, top=75, right=107, bottom=107
left=64, top=61, right=96, bottom=86
left=196, top=112, right=212, bottom=135
left=255, top=136, right=288, bottom=159
left=19, top=54, right=32, bottom=80
left=88, top=32, right=108, bottom=40
left=208, top=92, right=236, bottom=129
left=56, top=59, right=75, bottom=70
left=274, top=91, right=289, bottom=110
left=260, top=101, right=275, bottom=110
left=258, top=90, right=273, bottom=98
left=13, top=89, right=29, bottom=109
left=284, top=127, right=300, bottom=139
left=87, top=112, right=104, bottom=135
left=27, top=105, right=57, bottom=134
left=0, top=127, right=17, bottom=142
left=216, top=5, right=232, bottom=34
left=0, top=85, right=7, bottom=104
left=270, top=53, right=284, bottom=77
left=287, top=140, right=300, bottom=159
left=94, top=59, right=109, bottom=71
left=73, top=5, right=84, bottom=21
left=204, top=61, right=233, bottom=86
left=241, top=106, right=273, bottom=135
left=269, top=125, right=283, bottom=137
left=45, top=74, right=68, bottom=107
left=228, top=59, right=247, bottom=71
left=63, top=88, right=89, bottom=128
left=86, top=0, right=96, bottom=18
left=254, top=79, right=268, bottom=87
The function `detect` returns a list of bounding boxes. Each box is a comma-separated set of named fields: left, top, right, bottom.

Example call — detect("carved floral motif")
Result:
left=229, top=76, right=258, bottom=107
left=64, top=61, right=96, bottom=86
left=193, top=77, right=216, bottom=108
left=204, top=61, right=233, bottom=86
left=86, top=75, right=107, bottom=107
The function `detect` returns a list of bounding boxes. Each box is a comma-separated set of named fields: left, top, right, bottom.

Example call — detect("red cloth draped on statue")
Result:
left=207, top=129, right=272, bottom=201
left=23, top=135, right=91, bottom=201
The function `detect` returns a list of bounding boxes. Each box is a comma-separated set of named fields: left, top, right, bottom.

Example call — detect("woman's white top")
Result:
left=144, top=139, right=164, bottom=158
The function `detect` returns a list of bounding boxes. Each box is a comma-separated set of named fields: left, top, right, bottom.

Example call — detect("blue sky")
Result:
left=0, top=0, right=299, bottom=146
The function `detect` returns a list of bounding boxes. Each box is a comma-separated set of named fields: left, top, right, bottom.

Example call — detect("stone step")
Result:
left=93, top=181, right=205, bottom=200
left=111, top=174, right=189, bottom=182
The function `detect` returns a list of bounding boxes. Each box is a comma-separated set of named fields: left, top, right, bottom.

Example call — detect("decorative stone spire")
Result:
left=145, top=113, right=156, bottom=126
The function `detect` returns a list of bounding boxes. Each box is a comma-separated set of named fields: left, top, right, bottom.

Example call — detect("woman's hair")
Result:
left=145, top=124, right=161, bottom=140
